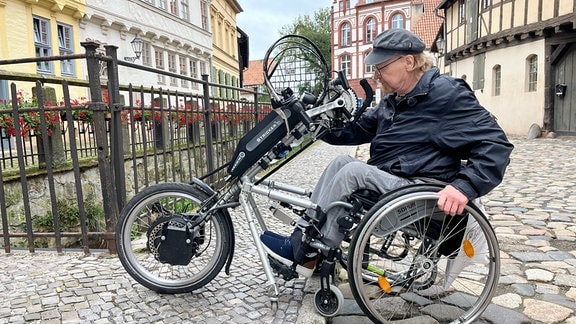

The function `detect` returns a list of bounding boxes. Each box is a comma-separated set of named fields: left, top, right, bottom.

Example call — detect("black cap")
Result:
left=365, top=29, right=426, bottom=66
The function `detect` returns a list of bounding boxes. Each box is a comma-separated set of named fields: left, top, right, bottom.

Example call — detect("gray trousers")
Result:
left=304, top=155, right=417, bottom=248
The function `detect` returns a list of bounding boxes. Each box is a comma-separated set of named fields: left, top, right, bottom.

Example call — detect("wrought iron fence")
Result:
left=0, top=43, right=271, bottom=253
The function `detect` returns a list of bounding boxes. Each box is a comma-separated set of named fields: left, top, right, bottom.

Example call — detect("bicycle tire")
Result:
left=116, top=182, right=232, bottom=294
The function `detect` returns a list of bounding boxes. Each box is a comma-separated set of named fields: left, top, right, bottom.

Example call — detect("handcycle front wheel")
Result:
left=116, top=182, right=233, bottom=294
left=347, top=184, right=500, bottom=324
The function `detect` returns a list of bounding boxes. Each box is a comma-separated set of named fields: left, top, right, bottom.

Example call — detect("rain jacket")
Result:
left=323, top=67, right=514, bottom=200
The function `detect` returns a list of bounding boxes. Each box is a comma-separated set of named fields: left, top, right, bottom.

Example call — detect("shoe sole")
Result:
left=262, top=244, right=314, bottom=278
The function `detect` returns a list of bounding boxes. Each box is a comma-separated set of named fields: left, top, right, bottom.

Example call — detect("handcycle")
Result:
left=116, top=35, right=500, bottom=323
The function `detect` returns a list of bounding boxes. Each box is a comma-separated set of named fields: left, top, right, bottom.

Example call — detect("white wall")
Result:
left=447, top=40, right=546, bottom=136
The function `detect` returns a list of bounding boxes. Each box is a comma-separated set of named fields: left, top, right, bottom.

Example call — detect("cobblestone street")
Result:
left=1, top=136, right=575, bottom=323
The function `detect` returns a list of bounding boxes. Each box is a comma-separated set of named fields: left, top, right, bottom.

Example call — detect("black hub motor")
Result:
left=147, top=214, right=205, bottom=266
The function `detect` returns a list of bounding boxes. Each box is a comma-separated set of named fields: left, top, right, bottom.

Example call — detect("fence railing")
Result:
left=0, top=42, right=271, bottom=253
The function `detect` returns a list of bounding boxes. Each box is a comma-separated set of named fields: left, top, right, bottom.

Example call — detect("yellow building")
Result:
left=210, top=0, right=242, bottom=99
left=0, top=0, right=86, bottom=102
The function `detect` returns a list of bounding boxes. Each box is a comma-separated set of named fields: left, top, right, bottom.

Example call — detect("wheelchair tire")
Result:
left=347, top=184, right=500, bottom=324
left=116, top=182, right=232, bottom=294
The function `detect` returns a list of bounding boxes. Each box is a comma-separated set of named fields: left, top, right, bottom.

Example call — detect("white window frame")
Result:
left=341, top=23, right=351, bottom=47
left=340, top=55, right=351, bottom=77
left=33, top=16, right=52, bottom=73
left=57, top=23, right=74, bottom=76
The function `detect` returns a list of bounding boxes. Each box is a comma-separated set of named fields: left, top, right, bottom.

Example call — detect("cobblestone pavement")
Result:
left=0, top=143, right=356, bottom=324
left=1, top=136, right=576, bottom=323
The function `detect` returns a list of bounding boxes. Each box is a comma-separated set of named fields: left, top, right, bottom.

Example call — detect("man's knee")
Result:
left=338, top=161, right=374, bottom=180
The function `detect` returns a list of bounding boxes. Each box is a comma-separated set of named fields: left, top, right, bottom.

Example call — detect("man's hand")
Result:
left=437, top=185, right=469, bottom=216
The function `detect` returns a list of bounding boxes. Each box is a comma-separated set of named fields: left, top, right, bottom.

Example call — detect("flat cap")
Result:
left=365, top=29, right=426, bottom=65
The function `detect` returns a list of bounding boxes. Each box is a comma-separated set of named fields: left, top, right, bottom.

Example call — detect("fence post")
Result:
left=202, top=74, right=214, bottom=182
left=81, top=41, right=120, bottom=253
left=104, top=45, right=127, bottom=210
left=253, top=86, right=259, bottom=123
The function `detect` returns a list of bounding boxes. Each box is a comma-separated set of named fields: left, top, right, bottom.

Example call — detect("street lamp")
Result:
left=124, top=36, right=144, bottom=62
left=435, top=35, right=445, bottom=55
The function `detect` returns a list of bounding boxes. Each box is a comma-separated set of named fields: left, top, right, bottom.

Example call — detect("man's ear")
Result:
left=404, top=55, right=416, bottom=71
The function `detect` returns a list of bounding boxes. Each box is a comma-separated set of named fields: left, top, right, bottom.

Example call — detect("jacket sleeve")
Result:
left=321, top=103, right=379, bottom=145
left=432, top=79, right=514, bottom=200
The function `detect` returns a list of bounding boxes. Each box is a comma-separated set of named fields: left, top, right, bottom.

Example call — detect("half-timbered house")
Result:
left=436, top=0, right=576, bottom=135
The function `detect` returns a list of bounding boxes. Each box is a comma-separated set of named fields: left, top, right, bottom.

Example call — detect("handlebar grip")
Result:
left=290, top=100, right=313, bottom=128
left=360, top=79, right=374, bottom=108
left=353, top=79, right=374, bottom=121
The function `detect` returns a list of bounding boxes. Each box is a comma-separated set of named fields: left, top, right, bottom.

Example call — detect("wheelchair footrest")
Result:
left=268, top=256, right=299, bottom=281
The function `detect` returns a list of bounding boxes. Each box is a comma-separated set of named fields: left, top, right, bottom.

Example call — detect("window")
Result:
left=365, top=52, right=375, bottom=73
left=170, top=0, right=178, bottom=15
left=391, top=14, right=404, bottom=29
left=339, top=1, right=344, bottom=11
left=57, top=23, right=74, bottom=76
left=33, top=16, right=52, bottom=73
left=341, top=23, right=351, bottom=47
left=340, top=55, right=351, bottom=77
left=345, top=0, right=350, bottom=9
left=482, top=0, right=491, bottom=9
left=180, top=0, right=189, bottom=20
left=492, top=65, right=501, bottom=96
left=200, top=1, right=209, bottom=30
left=190, top=59, right=198, bottom=89
left=158, top=0, right=167, bottom=10
left=199, top=61, right=207, bottom=76
left=141, top=42, right=152, bottom=66
left=365, top=18, right=376, bottom=43
left=179, top=56, right=188, bottom=88
left=168, top=52, right=178, bottom=86
left=459, top=0, right=466, bottom=24
left=155, top=47, right=165, bottom=84
left=527, top=55, right=538, bottom=92
left=472, top=53, right=485, bottom=90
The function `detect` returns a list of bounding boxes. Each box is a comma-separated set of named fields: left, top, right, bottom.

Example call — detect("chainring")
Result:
left=320, top=87, right=358, bottom=129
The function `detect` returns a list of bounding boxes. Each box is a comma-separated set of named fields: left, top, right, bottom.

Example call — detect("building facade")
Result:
left=437, top=0, right=576, bottom=136
left=332, top=0, right=440, bottom=104
left=0, top=0, right=87, bottom=101
left=210, top=0, right=242, bottom=99
left=82, top=0, right=213, bottom=101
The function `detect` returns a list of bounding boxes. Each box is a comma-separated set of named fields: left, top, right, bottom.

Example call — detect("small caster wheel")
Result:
left=314, top=285, right=343, bottom=317
left=270, top=300, right=278, bottom=312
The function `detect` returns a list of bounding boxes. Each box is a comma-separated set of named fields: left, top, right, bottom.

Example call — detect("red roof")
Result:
left=243, top=59, right=271, bottom=87
left=411, top=0, right=444, bottom=49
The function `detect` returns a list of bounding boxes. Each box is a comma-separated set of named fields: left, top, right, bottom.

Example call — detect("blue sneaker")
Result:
left=260, top=230, right=318, bottom=277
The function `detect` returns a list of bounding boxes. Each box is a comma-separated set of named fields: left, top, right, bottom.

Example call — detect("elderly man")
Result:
left=261, top=28, right=514, bottom=278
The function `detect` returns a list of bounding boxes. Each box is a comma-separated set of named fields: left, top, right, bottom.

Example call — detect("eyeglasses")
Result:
left=374, top=56, right=404, bottom=76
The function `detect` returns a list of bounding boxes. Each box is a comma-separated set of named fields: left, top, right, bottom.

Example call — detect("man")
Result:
left=261, top=29, right=514, bottom=278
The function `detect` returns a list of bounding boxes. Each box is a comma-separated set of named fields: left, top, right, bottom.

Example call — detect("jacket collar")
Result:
left=394, top=67, right=440, bottom=106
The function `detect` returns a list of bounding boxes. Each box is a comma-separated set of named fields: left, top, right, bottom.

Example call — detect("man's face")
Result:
left=372, top=55, right=408, bottom=94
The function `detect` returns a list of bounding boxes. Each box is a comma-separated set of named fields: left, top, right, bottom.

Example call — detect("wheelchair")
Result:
left=115, top=35, right=500, bottom=324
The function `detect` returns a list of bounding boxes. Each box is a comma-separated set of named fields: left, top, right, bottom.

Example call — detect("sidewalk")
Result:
left=1, top=136, right=575, bottom=323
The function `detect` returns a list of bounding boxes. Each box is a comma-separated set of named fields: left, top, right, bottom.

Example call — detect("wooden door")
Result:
left=554, top=44, right=576, bottom=135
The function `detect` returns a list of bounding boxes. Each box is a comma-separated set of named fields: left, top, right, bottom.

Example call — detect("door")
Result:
left=554, top=44, right=576, bottom=135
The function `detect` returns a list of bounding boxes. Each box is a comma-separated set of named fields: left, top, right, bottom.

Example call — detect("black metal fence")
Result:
left=0, top=42, right=271, bottom=254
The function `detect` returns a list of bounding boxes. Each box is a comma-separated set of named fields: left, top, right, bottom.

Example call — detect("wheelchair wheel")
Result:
left=347, top=184, right=500, bottom=324
left=116, top=182, right=232, bottom=294
left=314, top=285, right=344, bottom=318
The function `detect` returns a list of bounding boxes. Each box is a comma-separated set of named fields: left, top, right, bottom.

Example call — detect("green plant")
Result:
left=34, top=196, right=105, bottom=232
left=0, top=90, right=61, bottom=137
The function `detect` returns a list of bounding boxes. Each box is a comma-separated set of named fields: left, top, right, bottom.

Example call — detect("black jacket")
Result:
left=323, top=67, right=514, bottom=200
